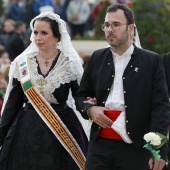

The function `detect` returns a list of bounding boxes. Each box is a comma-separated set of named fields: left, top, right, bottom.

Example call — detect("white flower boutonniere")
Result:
left=144, top=132, right=161, bottom=146
left=143, top=132, right=168, bottom=169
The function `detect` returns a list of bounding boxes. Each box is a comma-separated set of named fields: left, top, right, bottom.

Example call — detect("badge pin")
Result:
left=134, top=67, right=139, bottom=72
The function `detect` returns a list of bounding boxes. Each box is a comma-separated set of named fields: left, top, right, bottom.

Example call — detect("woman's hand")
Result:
left=83, top=97, right=97, bottom=105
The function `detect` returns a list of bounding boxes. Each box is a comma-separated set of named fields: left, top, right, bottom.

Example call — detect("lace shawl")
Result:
left=2, top=52, right=82, bottom=111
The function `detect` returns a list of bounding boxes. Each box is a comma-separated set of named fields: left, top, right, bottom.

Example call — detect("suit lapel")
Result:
left=123, top=47, right=138, bottom=76
left=98, top=49, right=115, bottom=84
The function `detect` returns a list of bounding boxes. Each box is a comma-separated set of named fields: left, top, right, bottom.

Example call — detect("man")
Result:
left=66, top=0, right=91, bottom=38
left=8, top=0, right=25, bottom=22
left=4, top=20, right=26, bottom=61
left=3, top=19, right=16, bottom=61
left=75, top=4, right=169, bottom=170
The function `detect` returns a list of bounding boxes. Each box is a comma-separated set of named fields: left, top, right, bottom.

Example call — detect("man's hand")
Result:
left=148, top=158, right=166, bottom=170
left=71, top=15, right=78, bottom=21
left=89, top=106, right=113, bottom=128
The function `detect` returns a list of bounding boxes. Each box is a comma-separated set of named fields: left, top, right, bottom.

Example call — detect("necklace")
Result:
left=38, top=52, right=58, bottom=67
left=44, top=60, right=49, bottom=67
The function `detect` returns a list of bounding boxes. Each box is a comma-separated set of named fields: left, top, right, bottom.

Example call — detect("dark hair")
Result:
left=15, top=21, right=25, bottom=30
left=33, top=17, right=61, bottom=41
left=106, top=4, right=134, bottom=25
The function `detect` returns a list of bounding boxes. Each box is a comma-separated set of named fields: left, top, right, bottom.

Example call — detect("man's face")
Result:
left=4, top=21, right=15, bottom=33
left=103, top=10, right=133, bottom=48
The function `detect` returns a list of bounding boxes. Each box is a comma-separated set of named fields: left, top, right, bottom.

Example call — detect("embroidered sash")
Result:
left=17, top=57, right=85, bottom=170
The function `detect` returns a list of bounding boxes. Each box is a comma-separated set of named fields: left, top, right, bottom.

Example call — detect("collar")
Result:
left=110, top=44, right=134, bottom=59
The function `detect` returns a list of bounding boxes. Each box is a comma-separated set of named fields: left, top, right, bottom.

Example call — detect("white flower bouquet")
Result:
left=143, top=132, right=168, bottom=169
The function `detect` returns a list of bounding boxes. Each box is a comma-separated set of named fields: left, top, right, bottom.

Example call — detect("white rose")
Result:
left=144, top=132, right=161, bottom=146
left=150, top=135, right=161, bottom=146
left=144, top=132, right=155, bottom=142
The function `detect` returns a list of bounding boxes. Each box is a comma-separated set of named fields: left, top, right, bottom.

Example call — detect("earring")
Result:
left=56, top=41, right=62, bottom=52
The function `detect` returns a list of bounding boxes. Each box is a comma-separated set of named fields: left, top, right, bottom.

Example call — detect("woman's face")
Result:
left=33, top=20, right=58, bottom=52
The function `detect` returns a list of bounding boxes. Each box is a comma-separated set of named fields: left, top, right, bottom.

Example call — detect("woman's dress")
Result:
left=0, top=53, right=88, bottom=170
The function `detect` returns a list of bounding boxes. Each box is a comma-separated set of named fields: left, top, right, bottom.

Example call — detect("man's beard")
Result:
left=107, top=32, right=128, bottom=48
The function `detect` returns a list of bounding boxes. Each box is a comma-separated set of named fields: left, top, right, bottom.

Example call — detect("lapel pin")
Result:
left=134, top=67, right=139, bottom=72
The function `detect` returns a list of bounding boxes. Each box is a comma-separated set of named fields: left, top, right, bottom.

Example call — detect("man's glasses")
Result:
left=101, top=22, right=128, bottom=31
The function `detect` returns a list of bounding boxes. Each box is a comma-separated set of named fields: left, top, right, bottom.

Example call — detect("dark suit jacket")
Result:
left=75, top=46, right=170, bottom=160
left=162, top=52, right=170, bottom=97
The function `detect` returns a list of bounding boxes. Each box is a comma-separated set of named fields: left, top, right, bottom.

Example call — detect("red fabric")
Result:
left=99, top=110, right=122, bottom=140
left=92, top=2, right=104, bottom=22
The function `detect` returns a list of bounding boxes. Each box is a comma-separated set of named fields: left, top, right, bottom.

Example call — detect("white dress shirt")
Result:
left=105, top=44, right=134, bottom=143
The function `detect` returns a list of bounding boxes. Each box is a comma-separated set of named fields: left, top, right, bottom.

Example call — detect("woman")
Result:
left=0, top=12, right=92, bottom=170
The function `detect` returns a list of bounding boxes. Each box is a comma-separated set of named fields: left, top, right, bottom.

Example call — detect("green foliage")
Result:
left=131, top=0, right=170, bottom=56
left=0, top=88, right=5, bottom=97
left=95, top=1, right=111, bottom=38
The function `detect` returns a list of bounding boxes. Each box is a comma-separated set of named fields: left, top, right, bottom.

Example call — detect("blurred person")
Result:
left=0, top=51, right=11, bottom=74
left=3, top=19, right=16, bottom=59
left=0, top=22, right=5, bottom=52
left=53, top=0, right=63, bottom=15
left=66, top=0, right=91, bottom=38
left=75, top=3, right=169, bottom=170
left=58, top=0, right=70, bottom=21
left=8, top=0, right=26, bottom=22
left=0, top=72, right=7, bottom=114
left=4, top=21, right=26, bottom=61
left=24, top=26, right=32, bottom=46
left=3, top=19, right=16, bottom=35
left=2, top=65, right=10, bottom=84
left=2, top=0, right=15, bottom=20
left=33, top=0, right=57, bottom=15
left=25, top=0, right=36, bottom=28
left=0, top=11, right=95, bottom=169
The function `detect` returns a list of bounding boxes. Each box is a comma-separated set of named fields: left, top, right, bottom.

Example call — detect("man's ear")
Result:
left=128, top=24, right=135, bottom=37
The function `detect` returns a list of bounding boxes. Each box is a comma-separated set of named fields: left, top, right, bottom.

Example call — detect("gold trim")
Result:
left=27, top=88, right=85, bottom=169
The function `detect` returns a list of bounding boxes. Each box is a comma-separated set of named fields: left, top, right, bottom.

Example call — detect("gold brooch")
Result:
left=36, top=78, right=47, bottom=95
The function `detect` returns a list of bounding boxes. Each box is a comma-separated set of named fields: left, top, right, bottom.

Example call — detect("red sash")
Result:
left=99, top=110, right=123, bottom=140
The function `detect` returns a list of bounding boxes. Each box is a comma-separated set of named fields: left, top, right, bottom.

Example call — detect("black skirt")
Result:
left=0, top=104, right=88, bottom=170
